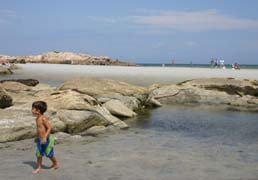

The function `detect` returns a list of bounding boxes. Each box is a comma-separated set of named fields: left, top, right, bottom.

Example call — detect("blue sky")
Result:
left=0, top=0, right=258, bottom=64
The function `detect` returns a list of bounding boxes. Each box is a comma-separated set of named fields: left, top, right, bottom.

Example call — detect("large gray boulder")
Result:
left=0, top=109, right=65, bottom=142
left=0, top=105, right=125, bottom=142
left=96, top=93, right=141, bottom=111
left=59, top=77, right=148, bottom=114
left=42, top=90, right=97, bottom=111
left=0, top=81, right=32, bottom=92
left=57, top=110, right=109, bottom=134
left=91, top=105, right=129, bottom=129
left=0, top=82, right=40, bottom=109
left=103, top=99, right=136, bottom=118
left=59, top=77, right=147, bottom=99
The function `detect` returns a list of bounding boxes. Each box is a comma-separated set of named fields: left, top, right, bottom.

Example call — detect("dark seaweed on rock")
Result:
left=252, top=80, right=258, bottom=86
left=0, top=79, right=39, bottom=86
left=204, top=85, right=258, bottom=97
left=177, top=79, right=192, bottom=86
left=0, top=89, right=13, bottom=108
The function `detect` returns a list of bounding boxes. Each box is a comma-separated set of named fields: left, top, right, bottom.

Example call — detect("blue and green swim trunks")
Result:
left=35, top=135, right=55, bottom=158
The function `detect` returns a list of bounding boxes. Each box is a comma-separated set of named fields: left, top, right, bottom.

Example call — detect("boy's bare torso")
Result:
left=36, top=116, right=48, bottom=140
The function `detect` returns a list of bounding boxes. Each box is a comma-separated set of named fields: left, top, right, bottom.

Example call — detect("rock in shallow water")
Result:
left=103, top=99, right=136, bottom=118
left=81, top=126, right=108, bottom=136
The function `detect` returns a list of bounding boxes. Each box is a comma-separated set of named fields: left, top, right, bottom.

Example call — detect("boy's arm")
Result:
left=43, top=117, right=52, bottom=139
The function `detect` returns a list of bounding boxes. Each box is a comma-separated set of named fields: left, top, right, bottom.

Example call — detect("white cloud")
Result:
left=131, top=10, right=258, bottom=32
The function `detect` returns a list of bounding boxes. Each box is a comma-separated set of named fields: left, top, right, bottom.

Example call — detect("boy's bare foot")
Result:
left=32, top=168, right=41, bottom=174
left=50, top=163, right=59, bottom=170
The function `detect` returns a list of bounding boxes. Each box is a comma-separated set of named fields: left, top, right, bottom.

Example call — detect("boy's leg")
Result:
left=49, top=156, right=59, bottom=170
left=32, top=157, right=42, bottom=174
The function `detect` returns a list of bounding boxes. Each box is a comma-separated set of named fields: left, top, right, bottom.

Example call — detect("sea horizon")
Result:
left=137, top=63, right=258, bottom=69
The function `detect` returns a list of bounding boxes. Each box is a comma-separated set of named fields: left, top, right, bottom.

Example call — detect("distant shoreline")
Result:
left=138, top=63, right=258, bottom=69
left=1, top=64, right=257, bottom=87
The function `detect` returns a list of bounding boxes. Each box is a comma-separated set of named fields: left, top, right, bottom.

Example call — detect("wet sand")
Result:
left=1, top=128, right=258, bottom=180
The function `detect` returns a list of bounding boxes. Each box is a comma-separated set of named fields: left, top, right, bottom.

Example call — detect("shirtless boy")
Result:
left=31, top=101, right=58, bottom=174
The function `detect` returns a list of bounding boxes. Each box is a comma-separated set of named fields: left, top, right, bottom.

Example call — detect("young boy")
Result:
left=31, top=101, right=59, bottom=174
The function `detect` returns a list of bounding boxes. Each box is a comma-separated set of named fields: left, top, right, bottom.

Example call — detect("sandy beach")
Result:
left=1, top=127, right=258, bottom=180
left=1, top=64, right=257, bottom=86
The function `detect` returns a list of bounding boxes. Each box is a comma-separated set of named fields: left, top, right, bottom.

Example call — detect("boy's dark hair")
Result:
left=32, top=101, right=47, bottom=114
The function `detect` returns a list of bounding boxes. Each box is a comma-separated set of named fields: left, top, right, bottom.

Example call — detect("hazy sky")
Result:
left=0, top=0, right=258, bottom=64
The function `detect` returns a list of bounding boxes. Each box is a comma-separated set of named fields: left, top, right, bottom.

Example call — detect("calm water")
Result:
left=129, top=105, right=258, bottom=146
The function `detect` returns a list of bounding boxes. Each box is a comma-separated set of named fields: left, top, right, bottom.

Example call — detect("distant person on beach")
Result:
left=214, top=59, right=219, bottom=68
left=210, top=58, right=215, bottom=68
left=233, top=63, right=240, bottom=70
left=31, top=101, right=59, bottom=174
left=219, top=59, right=224, bottom=68
left=219, top=59, right=226, bottom=69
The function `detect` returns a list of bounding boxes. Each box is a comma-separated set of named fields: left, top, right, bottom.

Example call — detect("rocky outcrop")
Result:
left=1, top=77, right=258, bottom=142
left=1, top=51, right=135, bottom=66
left=0, top=77, right=146, bottom=142
left=147, top=78, right=258, bottom=112
left=0, top=109, right=65, bottom=142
